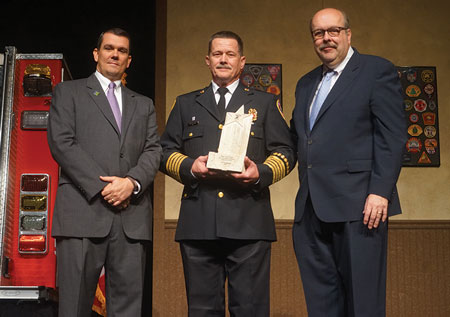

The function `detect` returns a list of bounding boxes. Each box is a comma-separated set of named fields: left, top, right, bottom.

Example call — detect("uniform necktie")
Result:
left=217, top=87, right=228, bottom=120
left=107, top=82, right=122, bottom=132
left=309, top=70, right=336, bottom=130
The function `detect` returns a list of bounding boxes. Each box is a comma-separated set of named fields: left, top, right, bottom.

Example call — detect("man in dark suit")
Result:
left=290, top=8, right=406, bottom=317
left=160, top=31, right=295, bottom=316
left=47, top=28, right=161, bottom=316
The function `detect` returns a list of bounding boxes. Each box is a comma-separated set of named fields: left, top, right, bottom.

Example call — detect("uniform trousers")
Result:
left=56, top=212, right=146, bottom=317
left=293, top=196, right=388, bottom=317
left=180, top=239, right=271, bottom=317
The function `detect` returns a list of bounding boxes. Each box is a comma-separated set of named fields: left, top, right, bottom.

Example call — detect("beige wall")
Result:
left=164, top=0, right=450, bottom=220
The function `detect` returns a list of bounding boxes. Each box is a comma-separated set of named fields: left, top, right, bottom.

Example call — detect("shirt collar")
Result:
left=211, top=78, right=240, bottom=95
left=95, top=70, right=122, bottom=92
left=323, top=46, right=354, bottom=75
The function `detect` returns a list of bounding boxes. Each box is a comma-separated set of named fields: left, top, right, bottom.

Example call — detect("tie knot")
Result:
left=218, top=87, right=228, bottom=97
left=109, top=82, right=116, bottom=90
left=324, top=70, right=336, bottom=80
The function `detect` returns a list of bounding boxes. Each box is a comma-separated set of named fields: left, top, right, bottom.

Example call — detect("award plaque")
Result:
left=207, top=106, right=253, bottom=172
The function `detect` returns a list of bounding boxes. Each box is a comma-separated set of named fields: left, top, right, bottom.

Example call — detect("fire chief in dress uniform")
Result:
left=160, top=31, right=295, bottom=316
left=47, top=28, right=161, bottom=316
left=290, top=8, right=406, bottom=317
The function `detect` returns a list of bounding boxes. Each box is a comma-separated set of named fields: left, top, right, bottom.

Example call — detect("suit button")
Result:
left=189, top=132, right=193, bottom=137
left=250, top=131, right=255, bottom=136
left=218, top=192, right=224, bottom=198
left=218, top=124, right=223, bottom=130
left=307, top=164, right=312, bottom=169
left=308, top=139, right=313, bottom=145
left=120, top=153, right=124, bottom=158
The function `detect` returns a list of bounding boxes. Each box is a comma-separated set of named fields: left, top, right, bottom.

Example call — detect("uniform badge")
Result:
left=406, top=137, right=421, bottom=153
left=424, top=139, right=438, bottom=154
left=258, top=74, right=272, bottom=87
left=409, top=113, right=419, bottom=123
left=413, top=99, right=427, bottom=112
left=276, top=99, right=285, bottom=119
left=423, top=125, right=436, bottom=138
left=422, top=112, right=436, bottom=125
left=406, top=85, right=421, bottom=97
left=266, top=84, right=281, bottom=96
left=241, top=73, right=254, bottom=87
left=404, top=100, right=413, bottom=111
left=406, top=69, right=417, bottom=83
left=418, top=151, right=431, bottom=164
left=423, top=84, right=434, bottom=97
left=253, top=84, right=264, bottom=92
left=248, top=108, right=258, bottom=122
left=428, top=100, right=437, bottom=110
left=408, top=124, right=423, bottom=136
left=267, top=65, right=280, bottom=80
left=249, top=65, right=263, bottom=80
left=421, top=70, right=434, bottom=83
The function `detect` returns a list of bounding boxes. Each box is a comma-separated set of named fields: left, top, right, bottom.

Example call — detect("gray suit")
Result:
left=48, top=73, right=161, bottom=316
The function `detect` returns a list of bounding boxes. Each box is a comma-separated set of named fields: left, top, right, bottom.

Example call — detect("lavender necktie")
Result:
left=309, top=70, right=336, bottom=130
left=107, top=82, right=122, bottom=132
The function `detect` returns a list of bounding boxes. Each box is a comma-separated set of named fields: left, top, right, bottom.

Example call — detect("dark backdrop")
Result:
left=0, top=0, right=156, bottom=98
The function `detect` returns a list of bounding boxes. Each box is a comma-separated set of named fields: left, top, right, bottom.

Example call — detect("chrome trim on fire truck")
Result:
left=0, top=286, right=51, bottom=300
left=0, top=47, right=17, bottom=277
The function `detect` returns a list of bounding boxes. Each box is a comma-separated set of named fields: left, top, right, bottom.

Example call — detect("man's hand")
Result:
left=230, top=157, right=259, bottom=184
left=191, top=155, right=210, bottom=179
left=191, top=155, right=224, bottom=179
left=363, top=194, right=388, bottom=229
left=100, top=176, right=134, bottom=208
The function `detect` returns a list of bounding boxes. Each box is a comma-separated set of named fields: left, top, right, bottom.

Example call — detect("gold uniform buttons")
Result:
left=218, top=124, right=223, bottom=130
left=188, top=132, right=193, bottom=137
left=218, top=192, right=224, bottom=198
left=251, top=131, right=255, bottom=136
left=183, top=193, right=188, bottom=198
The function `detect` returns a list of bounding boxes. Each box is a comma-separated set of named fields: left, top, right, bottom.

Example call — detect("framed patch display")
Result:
left=240, top=63, right=283, bottom=111
left=397, top=66, right=440, bottom=167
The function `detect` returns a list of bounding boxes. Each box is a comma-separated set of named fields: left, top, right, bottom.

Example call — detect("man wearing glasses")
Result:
left=290, top=8, right=405, bottom=316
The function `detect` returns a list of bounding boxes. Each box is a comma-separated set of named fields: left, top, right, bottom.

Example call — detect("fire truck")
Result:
left=0, top=46, right=71, bottom=313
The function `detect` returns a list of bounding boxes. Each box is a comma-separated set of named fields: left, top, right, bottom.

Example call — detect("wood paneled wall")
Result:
left=153, top=219, right=450, bottom=316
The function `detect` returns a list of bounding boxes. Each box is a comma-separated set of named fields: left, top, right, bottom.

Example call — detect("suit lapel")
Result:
left=299, top=67, right=322, bottom=135
left=196, top=85, right=222, bottom=121
left=314, top=50, right=361, bottom=126
left=86, top=74, right=121, bottom=136
left=120, top=86, right=137, bottom=143
left=226, top=83, right=253, bottom=114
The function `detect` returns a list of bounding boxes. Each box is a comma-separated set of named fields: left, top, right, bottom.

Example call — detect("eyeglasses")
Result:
left=311, top=27, right=348, bottom=40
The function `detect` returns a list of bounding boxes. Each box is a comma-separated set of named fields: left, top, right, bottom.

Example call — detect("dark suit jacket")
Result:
left=160, top=83, right=296, bottom=241
left=48, top=73, right=161, bottom=240
left=290, top=49, right=406, bottom=223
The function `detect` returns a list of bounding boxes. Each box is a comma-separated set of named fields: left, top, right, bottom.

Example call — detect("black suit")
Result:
left=161, top=83, right=295, bottom=316
left=290, top=49, right=406, bottom=316
left=48, top=73, right=161, bottom=316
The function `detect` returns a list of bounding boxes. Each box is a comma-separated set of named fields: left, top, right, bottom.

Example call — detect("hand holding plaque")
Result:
left=207, top=106, right=253, bottom=173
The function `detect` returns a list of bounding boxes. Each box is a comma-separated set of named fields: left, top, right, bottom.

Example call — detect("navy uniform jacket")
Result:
left=290, top=49, right=406, bottom=223
left=161, top=83, right=296, bottom=241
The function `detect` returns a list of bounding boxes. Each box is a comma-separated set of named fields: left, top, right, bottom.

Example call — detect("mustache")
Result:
left=216, top=64, right=232, bottom=70
left=319, top=43, right=337, bottom=50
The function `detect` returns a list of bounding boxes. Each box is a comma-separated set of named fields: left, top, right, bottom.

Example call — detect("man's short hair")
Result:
left=208, top=31, right=244, bottom=56
left=97, top=28, right=131, bottom=53
left=309, top=9, right=350, bottom=31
